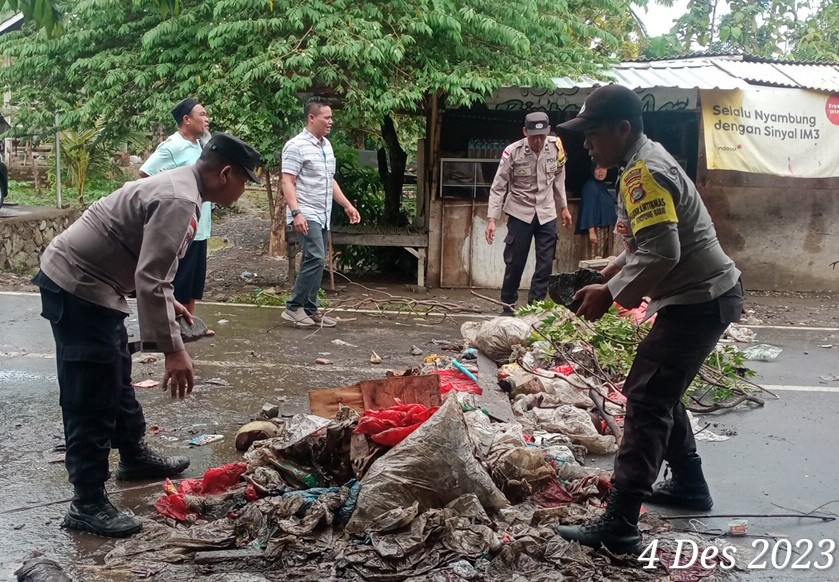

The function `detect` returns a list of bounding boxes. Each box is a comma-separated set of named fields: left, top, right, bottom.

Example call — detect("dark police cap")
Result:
left=205, top=133, right=262, bottom=184
left=524, top=112, right=551, bottom=135
left=557, top=85, right=643, bottom=132
left=172, top=97, right=200, bottom=124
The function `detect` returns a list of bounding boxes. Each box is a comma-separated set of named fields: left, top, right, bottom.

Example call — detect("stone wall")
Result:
left=0, top=208, right=79, bottom=272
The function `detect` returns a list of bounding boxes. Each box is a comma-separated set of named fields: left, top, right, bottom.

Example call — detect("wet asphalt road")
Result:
left=1, top=292, right=838, bottom=581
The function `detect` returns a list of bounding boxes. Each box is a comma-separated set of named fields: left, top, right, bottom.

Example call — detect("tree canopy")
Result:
left=0, top=0, right=181, bottom=35
left=0, top=0, right=629, bottom=157
left=643, top=0, right=839, bottom=60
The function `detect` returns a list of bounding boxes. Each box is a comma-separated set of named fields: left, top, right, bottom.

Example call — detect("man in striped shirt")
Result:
left=281, top=98, right=360, bottom=328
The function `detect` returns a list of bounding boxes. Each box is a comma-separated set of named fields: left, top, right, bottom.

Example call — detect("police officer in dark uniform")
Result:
left=554, top=86, right=743, bottom=554
left=34, top=134, right=261, bottom=538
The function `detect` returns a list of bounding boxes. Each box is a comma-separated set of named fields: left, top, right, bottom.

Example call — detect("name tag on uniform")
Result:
left=546, top=156, right=558, bottom=174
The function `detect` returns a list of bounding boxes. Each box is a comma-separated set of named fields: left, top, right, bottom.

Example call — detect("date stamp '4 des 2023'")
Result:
left=638, top=539, right=837, bottom=572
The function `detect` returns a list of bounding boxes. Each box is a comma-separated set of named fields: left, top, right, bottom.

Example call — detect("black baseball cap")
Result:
left=172, top=97, right=199, bottom=124
left=524, top=112, right=551, bottom=135
left=205, top=133, right=262, bottom=183
left=557, top=85, right=643, bottom=133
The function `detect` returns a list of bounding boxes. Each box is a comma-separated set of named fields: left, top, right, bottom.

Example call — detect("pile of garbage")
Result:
left=101, top=306, right=752, bottom=581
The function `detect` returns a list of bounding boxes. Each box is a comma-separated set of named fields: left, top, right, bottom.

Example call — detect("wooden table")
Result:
left=286, top=227, right=430, bottom=288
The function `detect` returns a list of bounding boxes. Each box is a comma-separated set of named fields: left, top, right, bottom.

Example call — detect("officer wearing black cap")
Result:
left=32, top=133, right=260, bottom=538
left=486, top=111, right=572, bottom=314
left=553, top=85, right=742, bottom=554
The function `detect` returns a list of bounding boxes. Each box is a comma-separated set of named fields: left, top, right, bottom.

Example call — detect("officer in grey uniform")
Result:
left=486, top=112, right=573, bottom=314
left=554, top=85, right=743, bottom=555
left=33, top=134, right=261, bottom=538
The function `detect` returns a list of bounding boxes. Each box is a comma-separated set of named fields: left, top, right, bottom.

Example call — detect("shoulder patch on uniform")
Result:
left=619, top=160, right=678, bottom=233
left=499, top=147, right=511, bottom=166
left=555, top=138, right=567, bottom=167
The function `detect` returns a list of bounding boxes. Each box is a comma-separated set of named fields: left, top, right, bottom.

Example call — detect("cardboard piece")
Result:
left=309, top=374, right=442, bottom=418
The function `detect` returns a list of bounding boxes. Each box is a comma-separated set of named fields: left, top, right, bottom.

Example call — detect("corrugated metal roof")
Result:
left=715, top=60, right=839, bottom=92
left=552, top=56, right=839, bottom=93
left=0, top=12, right=24, bottom=36
left=553, top=58, right=748, bottom=91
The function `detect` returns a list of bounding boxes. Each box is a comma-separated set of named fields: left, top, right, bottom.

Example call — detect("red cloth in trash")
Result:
left=532, top=476, right=574, bottom=507
left=617, top=300, right=656, bottom=324
left=155, top=462, right=248, bottom=521
left=552, top=364, right=575, bottom=376
left=355, top=403, right=439, bottom=447
left=436, top=369, right=482, bottom=395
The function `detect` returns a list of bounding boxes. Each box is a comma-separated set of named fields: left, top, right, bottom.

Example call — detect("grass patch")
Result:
left=6, top=180, right=53, bottom=207
left=6, top=178, right=124, bottom=208
left=229, top=287, right=288, bottom=307
left=206, top=236, right=231, bottom=254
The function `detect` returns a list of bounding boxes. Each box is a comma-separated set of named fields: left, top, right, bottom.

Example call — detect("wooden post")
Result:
left=267, top=171, right=287, bottom=257
left=327, top=232, right=336, bottom=292
left=265, top=167, right=274, bottom=221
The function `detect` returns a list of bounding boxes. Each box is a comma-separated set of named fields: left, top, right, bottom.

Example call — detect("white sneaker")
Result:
left=310, top=311, right=337, bottom=327
left=282, top=307, right=315, bottom=327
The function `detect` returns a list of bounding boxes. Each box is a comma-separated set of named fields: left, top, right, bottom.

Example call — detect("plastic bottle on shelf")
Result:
left=467, top=139, right=475, bottom=159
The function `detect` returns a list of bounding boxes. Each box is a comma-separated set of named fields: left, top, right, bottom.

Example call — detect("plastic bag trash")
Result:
left=449, top=560, right=478, bottom=580
left=280, top=479, right=360, bottom=524
left=461, top=317, right=531, bottom=363
left=463, top=411, right=553, bottom=501
left=725, top=323, right=756, bottom=343
left=436, top=368, right=482, bottom=396
left=244, top=413, right=343, bottom=483
left=355, top=403, right=439, bottom=447
left=15, top=552, right=73, bottom=582
left=617, top=300, right=653, bottom=324
left=540, top=444, right=578, bottom=465
left=367, top=494, right=497, bottom=560
left=155, top=462, right=248, bottom=521
left=190, top=434, right=223, bottom=446
left=538, top=377, right=595, bottom=408
left=687, top=410, right=730, bottom=442
left=525, top=405, right=618, bottom=454
left=347, top=395, right=509, bottom=535
left=742, top=343, right=783, bottom=361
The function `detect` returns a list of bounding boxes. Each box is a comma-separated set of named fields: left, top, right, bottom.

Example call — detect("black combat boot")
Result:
left=554, top=487, right=644, bottom=555
left=646, top=453, right=713, bottom=511
left=116, top=440, right=190, bottom=481
left=63, top=485, right=142, bottom=538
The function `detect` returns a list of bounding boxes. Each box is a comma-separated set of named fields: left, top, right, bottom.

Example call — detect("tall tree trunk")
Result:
left=267, top=170, right=287, bottom=257
left=265, top=167, right=275, bottom=221
left=378, top=115, right=407, bottom=226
